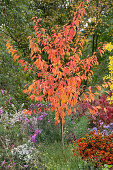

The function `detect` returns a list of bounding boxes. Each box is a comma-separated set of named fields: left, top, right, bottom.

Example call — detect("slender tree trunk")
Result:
left=59, top=100, right=64, bottom=146
left=61, top=119, right=64, bottom=146
left=59, top=116, right=64, bottom=146
left=92, top=33, right=95, bottom=54
left=95, top=34, right=98, bottom=51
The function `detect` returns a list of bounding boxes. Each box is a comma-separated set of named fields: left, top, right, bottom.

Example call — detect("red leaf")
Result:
left=24, top=66, right=28, bottom=72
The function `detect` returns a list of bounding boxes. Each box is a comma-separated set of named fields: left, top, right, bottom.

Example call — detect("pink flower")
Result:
left=35, top=128, right=41, bottom=135
left=9, top=96, right=12, bottom=100
left=1, top=160, right=5, bottom=166
left=8, top=100, right=11, bottom=104
left=25, top=118, right=30, bottom=123
left=8, top=164, right=12, bottom=168
left=31, top=134, right=37, bottom=143
left=0, top=109, right=3, bottom=116
left=1, top=89, right=4, bottom=95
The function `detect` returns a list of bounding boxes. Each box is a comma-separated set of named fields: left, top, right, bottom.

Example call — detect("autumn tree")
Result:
left=6, top=0, right=105, bottom=145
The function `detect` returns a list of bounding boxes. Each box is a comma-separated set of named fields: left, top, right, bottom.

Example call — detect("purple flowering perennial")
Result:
left=1, top=160, right=5, bottom=166
left=101, top=130, right=107, bottom=135
left=38, top=116, right=43, bottom=120
left=110, top=123, right=113, bottom=128
left=31, top=134, right=37, bottom=143
left=25, top=118, right=30, bottom=123
left=103, top=125, right=110, bottom=129
left=0, top=109, right=3, bottom=116
left=1, top=89, right=4, bottom=95
left=90, top=127, right=97, bottom=132
left=8, top=100, right=11, bottom=104
left=35, top=128, right=41, bottom=135
left=8, top=164, right=12, bottom=168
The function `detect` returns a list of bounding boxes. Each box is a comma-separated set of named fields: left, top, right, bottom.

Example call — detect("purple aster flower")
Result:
left=25, top=118, right=30, bottom=123
left=31, top=134, right=37, bottom=143
left=1, top=160, right=5, bottom=166
left=101, top=130, right=107, bottom=135
left=0, top=109, right=3, bottom=116
left=42, top=112, right=48, bottom=116
left=38, top=116, right=43, bottom=120
left=47, top=103, right=51, bottom=107
left=92, top=116, right=96, bottom=120
left=90, top=127, right=97, bottom=132
left=100, top=121, right=104, bottom=126
left=24, top=165, right=29, bottom=168
left=37, top=104, right=42, bottom=107
left=1, top=89, right=4, bottom=95
left=35, top=128, right=41, bottom=135
left=37, top=103, right=45, bottom=107
left=109, top=123, right=113, bottom=128
left=8, top=164, right=12, bottom=168
left=8, top=100, right=11, bottom=104
left=103, top=125, right=110, bottom=129
left=30, top=104, right=34, bottom=107
left=30, top=126, right=34, bottom=133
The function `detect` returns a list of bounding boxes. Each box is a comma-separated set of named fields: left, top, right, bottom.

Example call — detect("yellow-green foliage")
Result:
left=105, top=42, right=113, bottom=52
left=103, top=43, right=113, bottom=103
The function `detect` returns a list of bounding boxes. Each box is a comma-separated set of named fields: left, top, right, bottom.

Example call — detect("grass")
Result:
left=39, top=142, right=100, bottom=170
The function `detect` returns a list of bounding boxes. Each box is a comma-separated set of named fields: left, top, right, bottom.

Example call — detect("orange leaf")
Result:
left=29, top=95, right=35, bottom=100
left=11, top=50, right=17, bottom=56
left=75, top=18, right=79, bottom=28
left=83, top=93, right=88, bottom=101
left=88, top=86, right=91, bottom=92
left=96, top=106, right=101, bottom=109
left=23, top=89, right=28, bottom=93
left=104, top=107, right=107, bottom=112
left=96, top=86, right=101, bottom=91
left=86, top=0, right=90, bottom=3
left=68, top=108, right=72, bottom=115
left=23, top=109, right=29, bottom=116
left=55, top=121, right=58, bottom=126
left=13, top=54, right=20, bottom=62
left=89, top=93, right=94, bottom=101
left=88, top=108, right=96, bottom=115
left=24, top=66, right=28, bottom=72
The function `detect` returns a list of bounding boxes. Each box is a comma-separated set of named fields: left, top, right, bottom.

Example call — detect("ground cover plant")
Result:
left=1, top=0, right=113, bottom=169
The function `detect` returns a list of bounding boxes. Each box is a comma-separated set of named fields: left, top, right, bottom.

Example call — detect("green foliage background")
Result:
left=0, top=0, right=113, bottom=105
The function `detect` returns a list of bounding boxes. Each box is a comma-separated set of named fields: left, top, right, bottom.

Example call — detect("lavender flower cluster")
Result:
left=90, top=122, right=113, bottom=135
left=31, top=128, right=41, bottom=143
